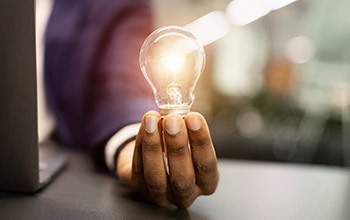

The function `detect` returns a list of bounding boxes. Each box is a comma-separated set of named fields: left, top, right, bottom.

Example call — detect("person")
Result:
left=42, top=0, right=219, bottom=208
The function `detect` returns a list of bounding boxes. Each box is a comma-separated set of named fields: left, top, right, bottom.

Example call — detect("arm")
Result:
left=45, top=0, right=156, bottom=163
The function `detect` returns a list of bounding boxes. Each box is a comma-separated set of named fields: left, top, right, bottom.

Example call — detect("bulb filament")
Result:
left=167, top=83, right=182, bottom=105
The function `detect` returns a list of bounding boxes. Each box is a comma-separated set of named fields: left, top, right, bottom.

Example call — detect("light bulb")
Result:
left=139, top=26, right=206, bottom=117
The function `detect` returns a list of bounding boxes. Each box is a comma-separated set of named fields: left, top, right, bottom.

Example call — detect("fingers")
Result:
left=141, top=111, right=169, bottom=206
left=163, top=114, right=198, bottom=208
left=185, top=112, right=219, bottom=195
left=130, top=123, right=146, bottom=193
left=116, top=140, right=136, bottom=184
left=130, top=111, right=218, bottom=208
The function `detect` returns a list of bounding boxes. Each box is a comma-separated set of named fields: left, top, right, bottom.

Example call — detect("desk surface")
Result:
left=0, top=150, right=349, bottom=220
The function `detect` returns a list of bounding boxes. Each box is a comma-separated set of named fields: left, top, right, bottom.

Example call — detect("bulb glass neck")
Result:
left=159, top=106, right=190, bottom=117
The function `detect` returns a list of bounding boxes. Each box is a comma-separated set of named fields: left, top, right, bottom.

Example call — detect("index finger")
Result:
left=185, top=112, right=219, bottom=195
left=130, top=123, right=147, bottom=193
left=141, top=111, right=169, bottom=206
left=163, top=114, right=198, bottom=207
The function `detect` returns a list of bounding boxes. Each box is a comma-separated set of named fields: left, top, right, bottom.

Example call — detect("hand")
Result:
left=116, top=111, right=219, bottom=208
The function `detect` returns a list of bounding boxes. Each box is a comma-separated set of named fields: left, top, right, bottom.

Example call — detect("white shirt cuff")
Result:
left=105, top=123, right=141, bottom=172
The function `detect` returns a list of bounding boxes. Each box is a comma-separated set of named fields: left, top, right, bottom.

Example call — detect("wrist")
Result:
left=104, top=123, right=140, bottom=172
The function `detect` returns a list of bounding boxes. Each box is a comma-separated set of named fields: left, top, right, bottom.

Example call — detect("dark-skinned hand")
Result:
left=116, top=111, right=219, bottom=208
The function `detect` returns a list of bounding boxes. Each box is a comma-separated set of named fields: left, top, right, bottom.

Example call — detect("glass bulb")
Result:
left=139, top=26, right=206, bottom=117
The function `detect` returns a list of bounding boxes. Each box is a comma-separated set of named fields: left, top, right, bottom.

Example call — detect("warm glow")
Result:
left=162, top=54, right=182, bottom=73
left=139, top=26, right=205, bottom=116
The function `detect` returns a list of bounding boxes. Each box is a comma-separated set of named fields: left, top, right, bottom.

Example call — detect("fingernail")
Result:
left=187, top=116, right=202, bottom=131
left=165, top=117, right=180, bottom=135
left=145, top=115, right=158, bottom=134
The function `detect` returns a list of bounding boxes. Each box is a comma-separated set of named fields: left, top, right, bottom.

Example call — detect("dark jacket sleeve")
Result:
left=44, top=0, right=156, bottom=156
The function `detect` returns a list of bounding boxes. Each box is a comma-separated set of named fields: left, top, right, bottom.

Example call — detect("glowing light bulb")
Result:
left=139, top=26, right=205, bottom=116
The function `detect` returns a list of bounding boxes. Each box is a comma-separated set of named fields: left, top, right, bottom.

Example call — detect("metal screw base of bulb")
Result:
left=159, top=108, right=190, bottom=117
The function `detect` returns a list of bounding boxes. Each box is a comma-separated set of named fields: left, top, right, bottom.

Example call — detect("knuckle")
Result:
left=145, top=176, right=166, bottom=192
left=168, top=144, right=188, bottom=156
left=172, top=178, right=194, bottom=195
left=143, top=141, right=160, bottom=153
left=191, top=137, right=211, bottom=148
left=195, top=160, right=217, bottom=176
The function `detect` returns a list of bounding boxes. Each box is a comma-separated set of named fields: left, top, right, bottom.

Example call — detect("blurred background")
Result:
left=151, top=0, right=350, bottom=167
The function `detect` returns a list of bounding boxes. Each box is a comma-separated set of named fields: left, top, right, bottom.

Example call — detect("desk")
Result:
left=0, top=150, right=349, bottom=220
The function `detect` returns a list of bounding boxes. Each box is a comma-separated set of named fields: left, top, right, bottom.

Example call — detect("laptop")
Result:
left=0, top=0, right=68, bottom=192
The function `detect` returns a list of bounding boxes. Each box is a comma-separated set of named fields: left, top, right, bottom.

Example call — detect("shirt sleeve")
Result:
left=105, top=123, right=140, bottom=172
left=86, top=4, right=157, bottom=168
left=85, top=4, right=156, bottom=150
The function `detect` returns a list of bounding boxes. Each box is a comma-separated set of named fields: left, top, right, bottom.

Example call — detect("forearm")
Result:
left=45, top=0, right=155, bottom=150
